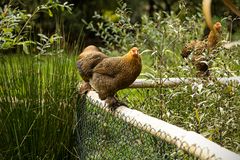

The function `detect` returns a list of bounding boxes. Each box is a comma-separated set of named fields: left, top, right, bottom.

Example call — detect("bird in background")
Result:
left=181, top=0, right=223, bottom=77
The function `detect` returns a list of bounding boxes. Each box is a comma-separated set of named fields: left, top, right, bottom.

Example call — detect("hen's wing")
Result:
left=93, top=57, right=122, bottom=78
left=77, top=52, right=108, bottom=81
left=182, top=40, right=207, bottom=58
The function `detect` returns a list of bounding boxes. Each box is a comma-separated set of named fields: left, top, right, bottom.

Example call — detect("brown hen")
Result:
left=77, top=45, right=108, bottom=93
left=90, top=47, right=142, bottom=108
left=181, top=22, right=222, bottom=77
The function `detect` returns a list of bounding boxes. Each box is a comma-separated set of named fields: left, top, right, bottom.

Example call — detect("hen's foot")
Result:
left=105, top=97, right=127, bottom=110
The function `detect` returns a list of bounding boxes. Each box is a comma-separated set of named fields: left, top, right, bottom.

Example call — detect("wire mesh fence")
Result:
left=75, top=94, right=196, bottom=160
left=75, top=78, right=240, bottom=159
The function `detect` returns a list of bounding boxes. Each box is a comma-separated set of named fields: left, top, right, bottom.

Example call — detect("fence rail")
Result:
left=85, top=90, right=240, bottom=160
left=129, top=77, right=240, bottom=88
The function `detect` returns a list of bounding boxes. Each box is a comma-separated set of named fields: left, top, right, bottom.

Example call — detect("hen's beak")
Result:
left=131, top=47, right=139, bottom=57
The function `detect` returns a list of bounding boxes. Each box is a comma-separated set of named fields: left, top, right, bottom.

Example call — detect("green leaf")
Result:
left=23, top=43, right=30, bottom=54
left=50, top=35, right=54, bottom=44
left=61, top=6, right=65, bottom=12
left=38, top=34, right=49, bottom=42
left=195, top=109, right=200, bottom=124
left=48, top=9, right=53, bottom=17
left=1, top=41, right=13, bottom=49
left=2, top=28, right=13, bottom=33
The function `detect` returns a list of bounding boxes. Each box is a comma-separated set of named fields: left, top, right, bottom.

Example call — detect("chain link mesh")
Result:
left=75, top=80, right=240, bottom=160
left=75, top=94, right=197, bottom=159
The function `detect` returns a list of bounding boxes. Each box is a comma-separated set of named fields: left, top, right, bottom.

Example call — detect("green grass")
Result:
left=0, top=54, right=79, bottom=159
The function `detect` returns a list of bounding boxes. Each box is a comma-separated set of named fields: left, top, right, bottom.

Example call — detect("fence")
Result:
left=129, top=77, right=240, bottom=88
left=76, top=77, right=240, bottom=160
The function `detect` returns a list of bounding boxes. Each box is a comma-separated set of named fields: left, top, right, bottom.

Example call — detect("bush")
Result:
left=0, top=0, right=72, bottom=54
left=85, top=2, right=240, bottom=153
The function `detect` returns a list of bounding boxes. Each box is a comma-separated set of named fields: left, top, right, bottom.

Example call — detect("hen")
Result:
left=181, top=22, right=222, bottom=77
left=90, top=47, right=142, bottom=108
left=77, top=45, right=108, bottom=93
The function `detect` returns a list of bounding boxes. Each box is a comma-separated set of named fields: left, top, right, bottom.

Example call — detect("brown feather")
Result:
left=90, top=47, right=142, bottom=100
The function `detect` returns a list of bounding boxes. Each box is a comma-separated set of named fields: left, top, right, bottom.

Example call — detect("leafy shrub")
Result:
left=0, top=0, right=72, bottom=54
left=85, top=2, right=240, bottom=153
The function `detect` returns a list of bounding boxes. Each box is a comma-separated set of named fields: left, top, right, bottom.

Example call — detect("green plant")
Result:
left=0, top=0, right=72, bottom=53
left=83, top=2, right=140, bottom=53
left=0, top=54, right=79, bottom=159
left=85, top=2, right=240, bottom=154
left=37, top=33, right=63, bottom=55
left=84, top=2, right=204, bottom=77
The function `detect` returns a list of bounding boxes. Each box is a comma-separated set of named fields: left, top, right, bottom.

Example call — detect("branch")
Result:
left=223, top=0, right=240, bottom=17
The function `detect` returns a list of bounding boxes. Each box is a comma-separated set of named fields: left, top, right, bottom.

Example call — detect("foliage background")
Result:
left=1, top=0, right=240, bottom=48
left=0, top=0, right=240, bottom=159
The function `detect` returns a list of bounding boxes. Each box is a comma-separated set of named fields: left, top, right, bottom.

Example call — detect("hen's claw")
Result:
left=105, top=97, right=127, bottom=110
